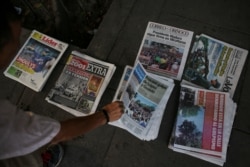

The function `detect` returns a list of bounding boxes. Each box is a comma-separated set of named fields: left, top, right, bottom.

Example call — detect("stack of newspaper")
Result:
left=46, top=51, right=116, bottom=116
left=110, top=22, right=194, bottom=140
left=4, top=30, right=68, bottom=92
left=168, top=34, right=248, bottom=165
left=111, top=63, right=175, bottom=141
left=182, top=34, right=248, bottom=98
left=169, top=84, right=237, bottom=166
left=135, top=21, right=194, bottom=80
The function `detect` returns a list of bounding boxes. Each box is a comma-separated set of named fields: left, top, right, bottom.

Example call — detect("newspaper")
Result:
left=169, top=83, right=236, bottom=166
left=135, top=21, right=194, bottom=80
left=4, top=30, right=68, bottom=92
left=183, top=34, right=248, bottom=98
left=113, top=65, right=133, bottom=101
left=46, top=51, right=116, bottom=116
left=110, top=62, right=175, bottom=140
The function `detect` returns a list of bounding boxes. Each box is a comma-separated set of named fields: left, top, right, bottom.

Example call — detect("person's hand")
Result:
left=101, top=101, right=124, bottom=122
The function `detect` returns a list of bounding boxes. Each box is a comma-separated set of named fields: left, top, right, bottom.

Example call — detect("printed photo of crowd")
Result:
left=138, top=40, right=184, bottom=76
left=126, top=93, right=156, bottom=128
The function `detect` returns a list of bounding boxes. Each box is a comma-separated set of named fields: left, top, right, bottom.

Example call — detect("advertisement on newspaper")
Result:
left=173, top=85, right=234, bottom=157
left=183, top=34, right=248, bottom=97
left=119, top=62, right=174, bottom=140
left=47, top=51, right=113, bottom=116
left=136, top=21, right=193, bottom=80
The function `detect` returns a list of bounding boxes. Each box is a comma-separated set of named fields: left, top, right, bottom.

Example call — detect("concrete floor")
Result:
left=60, top=0, right=250, bottom=166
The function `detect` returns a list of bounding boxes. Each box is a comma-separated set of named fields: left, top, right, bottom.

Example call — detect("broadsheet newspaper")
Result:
left=4, top=30, right=68, bottom=92
left=110, top=62, right=175, bottom=141
left=169, top=84, right=236, bottom=166
left=46, top=51, right=116, bottom=116
left=183, top=34, right=248, bottom=98
left=135, top=21, right=194, bottom=80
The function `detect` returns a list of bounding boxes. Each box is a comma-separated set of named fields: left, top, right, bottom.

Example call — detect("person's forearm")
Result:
left=49, top=101, right=124, bottom=145
left=50, top=111, right=107, bottom=144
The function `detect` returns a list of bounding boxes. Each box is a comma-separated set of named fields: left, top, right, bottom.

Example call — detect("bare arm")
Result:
left=50, top=101, right=124, bottom=145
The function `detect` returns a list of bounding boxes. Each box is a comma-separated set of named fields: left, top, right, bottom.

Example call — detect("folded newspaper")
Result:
left=135, top=21, right=194, bottom=80
left=168, top=83, right=236, bottom=166
left=46, top=50, right=116, bottom=116
left=4, top=30, right=68, bottom=92
left=183, top=34, right=248, bottom=98
left=111, top=62, right=175, bottom=141
left=113, top=65, right=133, bottom=101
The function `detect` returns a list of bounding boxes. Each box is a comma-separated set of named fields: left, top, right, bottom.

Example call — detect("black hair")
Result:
left=0, top=0, right=22, bottom=51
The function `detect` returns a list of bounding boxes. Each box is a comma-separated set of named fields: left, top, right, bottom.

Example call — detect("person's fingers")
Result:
left=114, top=101, right=124, bottom=109
left=102, top=101, right=124, bottom=115
left=119, top=103, right=124, bottom=109
left=102, top=101, right=125, bottom=121
left=116, top=101, right=124, bottom=110
left=113, top=107, right=124, bottom=120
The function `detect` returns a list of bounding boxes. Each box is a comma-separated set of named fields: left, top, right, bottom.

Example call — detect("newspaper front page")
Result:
left=183, top=34, right=248, bottom=98
left=169, top=84, right=236, bottom=166
left=110, top=62, right=175, bottom=140
left=135, top=21, right=194, bottom=80
left=4, top=30, right=68, bottom=91
left=46, top=51, right=116, bottom=116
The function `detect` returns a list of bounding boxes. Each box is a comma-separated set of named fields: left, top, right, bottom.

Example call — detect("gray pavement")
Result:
left=62, top=0, right=250, bottom=166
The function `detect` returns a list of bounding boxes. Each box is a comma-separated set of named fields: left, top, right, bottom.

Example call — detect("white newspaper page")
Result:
left=4, top=30, right=68, bottom=92
left=143, top=72, right=175, bottom=140
left=46, top=51, right=116, bottom=116
left=183, top=34, right=248, bottom=98
left=113, top=65, right=133, bottom=101
left=110, top=65, right=133, bottom=129
left=135, top=21, right=194, bottom=80
left=114, top=62, right=174, bottom=140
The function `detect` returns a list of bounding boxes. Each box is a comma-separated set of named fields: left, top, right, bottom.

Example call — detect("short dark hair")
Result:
left=0, top=0, right=22, bottom=51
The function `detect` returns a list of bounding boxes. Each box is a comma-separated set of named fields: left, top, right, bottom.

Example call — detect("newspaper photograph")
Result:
left=183, top=34, right=248, bottom=98
left=135, top=21, right=194, bottom=80
left=111, top=62, right=175, bottom=140
left=46, top=51, right=116, bottom=116
left=4, top=30, right=68, bottom=92
left=171, top=84, right=236, bottom=164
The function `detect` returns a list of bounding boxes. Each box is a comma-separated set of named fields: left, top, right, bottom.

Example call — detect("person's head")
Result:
left=210, top=79, right=221, bottom=88
left=0, top=0, right=22, bottom=69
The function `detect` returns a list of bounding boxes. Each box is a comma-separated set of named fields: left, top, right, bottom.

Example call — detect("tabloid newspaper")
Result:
left=110, top=62, right=175, bottom=141
left=4, top=30, right=68, bottom=92
left=46, top=51, right=116, bottom=116
left=135, top=21, right=194, bottom=80
left=183, top=34, right=248, bottom=98
left=168, top=84, right=236, bottom=166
